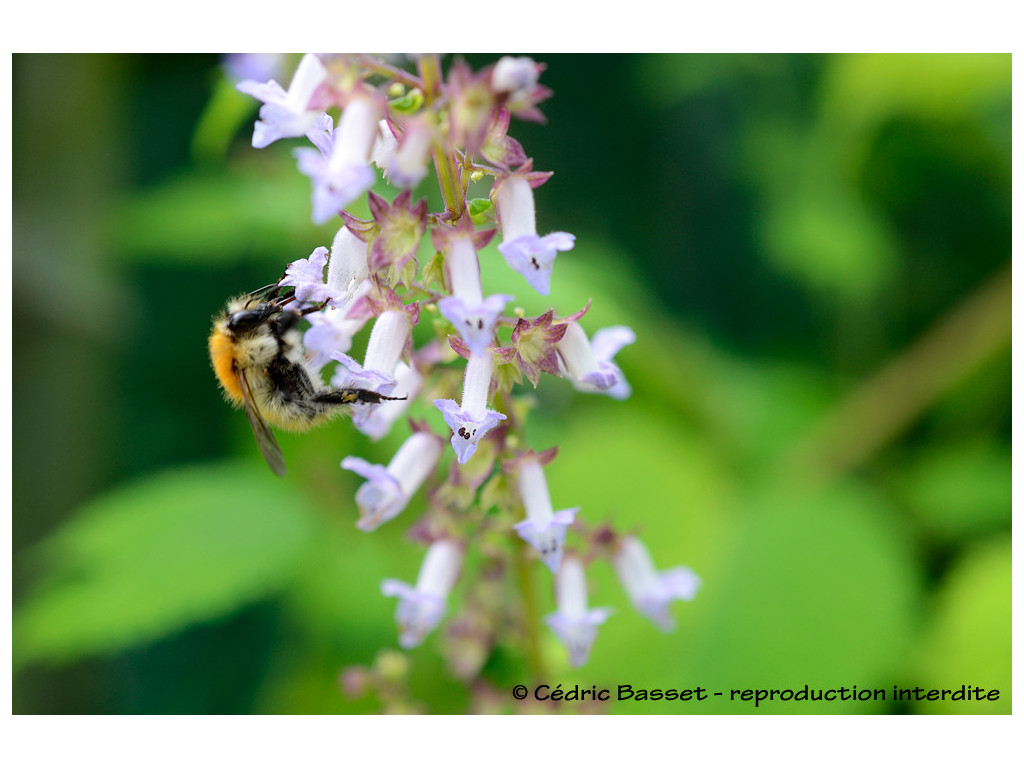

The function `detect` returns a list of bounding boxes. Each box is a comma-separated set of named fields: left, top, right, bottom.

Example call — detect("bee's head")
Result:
left=226, top=306, right=273, bottom=334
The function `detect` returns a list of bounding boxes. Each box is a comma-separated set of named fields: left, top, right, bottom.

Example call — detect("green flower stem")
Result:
left=515, top=534, right=547, bottom=685
left=418, top=54, right=465, bottom=219
left=357, top=54, right=422, bottom=90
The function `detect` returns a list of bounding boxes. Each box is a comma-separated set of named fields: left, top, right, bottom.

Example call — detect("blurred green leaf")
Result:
left=190, top=76, right=261, bottom=165
left=761, top=182, right=897, bottom=302
left=508, top=243, right=836, bottom=473
left=911, top=536, right=1010, bottom=714
left=388, top=88, right=424, bottom=115
left=14, top=463, right=318, bottom=667
left=467, top=197, right=493, bottom=226
left=822, top=54, right=1011, bottom=132
left=898, top=439, right=1010, bottom=542
left=635, top=53, right=786, bottom=102
left=108, top=161, right=318, bottom=263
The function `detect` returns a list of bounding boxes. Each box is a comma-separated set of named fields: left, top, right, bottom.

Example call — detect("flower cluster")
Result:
left=235, top=54, right=700, bottom=684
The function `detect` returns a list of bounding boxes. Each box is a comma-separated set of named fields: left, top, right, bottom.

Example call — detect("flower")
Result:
left=481, top=109, right=527, bottom=170
left=385, top=116, right=434, bottom=189
left=438, top=294, right=513, bottom=359
left=236, top=52, right=328, bottom=148
left=446, top=60, right=496, bottom=157
left=382, top=539, right=463, bottom=648
left=613, top=536, right=701, bottom=631
left=557, top=322, right=635, bottom=399
left=491, top=56, right=551, bottom=123
left=495, top=174, right=574, bottom=295
left=545, top=556, right=612, bottom=667
left=223, top=53, right=286, bottom=85
left=294, top=94, right=382, bottom=224
left=513, top=454, right=578, bottom=572
left=332, top=308, right=411, bottom=431
left=358, top=361, right=423, bottom=441
left=492, top=56, right=542, bottom=99
left=302, top=285, right=371, bottom=371
left=368, top=190, right=428, bottom=279
left=342, top=429, right=444, bottom=531
left=341, top=190, right=428, bottom=284
left=508, top=310, right=569, bottom=387
left=361, top=308, right=412, bottom=377
left=279, top=246, right=330, bottom=304
left=433, top=352, right=506, bottom=464
left=434, top=223, right=511, bottom=357
left=371, top=119, right=398, bottom=173
left=326, top=226, right=370, bottom=307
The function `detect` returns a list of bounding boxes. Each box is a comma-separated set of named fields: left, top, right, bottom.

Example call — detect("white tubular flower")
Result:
left=433, top=353, right=507, bottom=464
left=545, top=556, right=612, bottom=667
left=302, top=292, right=370, bottom=371
left=437, top=232, right=512, bottom=357
left=387, top=116, right=434, bottom=189
left=296, top=95, right=382, bottom=224
left=613, top=536, right=701, bottom=632
left=513, top=456, right=578, bottom=573
left=557, top=322, right=635, bottom=399
left=236, top=52, right=327, bottom=148
left=362, top=310, right=409, bottom=377
left=332, top=309, right=410, bottom=430
left=341, top=430, right=444, bottom=531
left=382, top=539, right=464, bottom=648
left=326, top=226, right=370, bottom=307
left=359, top=361, right=423, bottom=441
left=495, top=175, right=574, bottom=295
left=492, top=56, right=541, bottom=98
left=447, top=230, right=484, bottom=306
left=371, top=119, right=398, bottom=172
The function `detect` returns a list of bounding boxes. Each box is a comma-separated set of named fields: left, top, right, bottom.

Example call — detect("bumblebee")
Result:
left=209, top=283, right=405, bottom=476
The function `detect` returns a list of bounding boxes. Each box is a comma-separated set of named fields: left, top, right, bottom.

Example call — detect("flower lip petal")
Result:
left=434, top=399, right=507, bottom=464
left=545, top=607, right=613, bottom=667
left=341, top=456, right=407, bottom=531
left=237, top=54, right=328, bottom=149
left=513, top=506, right=578, bottom=573
left=590, top=326, right=637, bottom=363
left=279, top=246, right=330, bottom=303
left=437, top=294, right=513, bottom=358
left=498, top=232, right=574, bottom=295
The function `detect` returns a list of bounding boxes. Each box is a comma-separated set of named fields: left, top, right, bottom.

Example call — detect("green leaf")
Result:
left=467, top=197, right=493, bottom=226
left=107, top=161, right=321, bottom=264
left=14, top=463, right=319, bottom=667
left=823, top=54, right=1011, bottom=131
left=190, top=76, right=261, bottom=165
left=388, top=88, right=424, bottom=115
left=761, top=183, right=897, bottom=302
left=911, top=536, right=1010, bottom=714
left=898, top=439, right=1010, bottom=542
left=421, top=249, right=446, bottom=292
left=676, top=485, right=918, bottom=713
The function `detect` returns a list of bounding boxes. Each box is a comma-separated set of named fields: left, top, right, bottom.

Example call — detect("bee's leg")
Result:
left=299, top=300, right=329, bottom=316
left=315, top=388, right=408, bottom=405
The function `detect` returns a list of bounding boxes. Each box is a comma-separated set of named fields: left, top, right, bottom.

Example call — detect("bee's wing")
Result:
left=238, top=368, right=287, bottom=477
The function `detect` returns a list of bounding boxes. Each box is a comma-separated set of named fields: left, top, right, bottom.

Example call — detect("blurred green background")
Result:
left=12, top=53, right=1010, bottom=714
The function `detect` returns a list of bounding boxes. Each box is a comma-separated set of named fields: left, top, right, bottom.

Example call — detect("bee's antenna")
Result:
left=246, top=283, right=281, bottom=298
